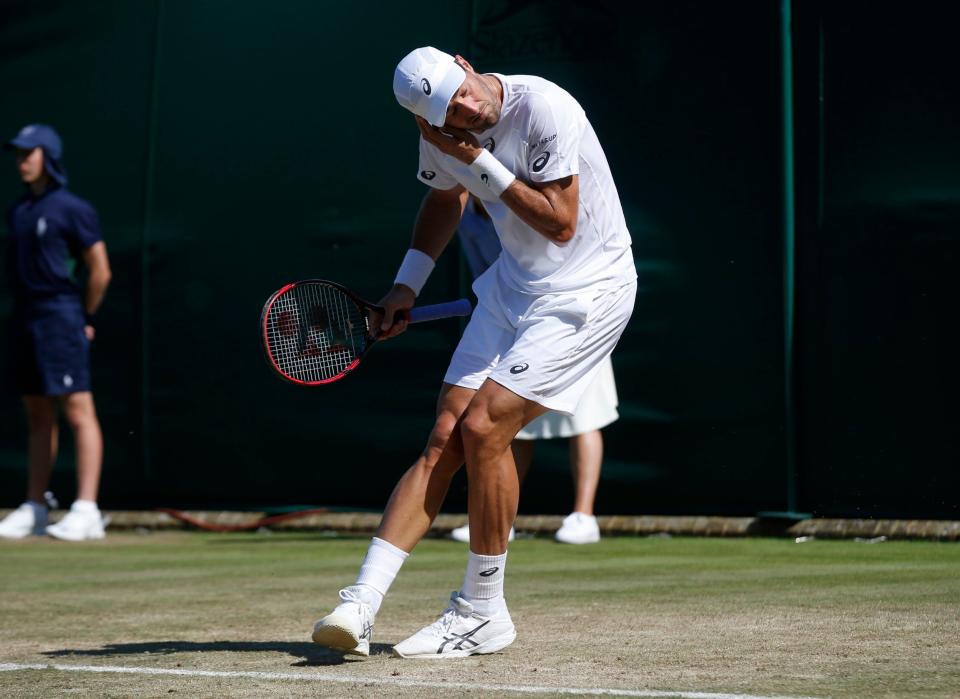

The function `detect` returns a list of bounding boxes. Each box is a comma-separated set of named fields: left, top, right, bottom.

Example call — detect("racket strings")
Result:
left=265, top=283, right=369, bottom=382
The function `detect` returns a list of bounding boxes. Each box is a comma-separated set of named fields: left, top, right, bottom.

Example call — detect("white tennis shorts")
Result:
left=444, top=266, right=636, bottom=415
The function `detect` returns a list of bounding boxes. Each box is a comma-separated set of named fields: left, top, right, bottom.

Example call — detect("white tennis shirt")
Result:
left=417, top=73, right=637, bottom=294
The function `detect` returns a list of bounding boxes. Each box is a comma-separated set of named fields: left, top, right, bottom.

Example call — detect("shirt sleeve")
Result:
left=68, top=200, right=103, bottom=249
left=524, top=92, right=584, bottom=184
left=417, top=137, right=460, bottom=190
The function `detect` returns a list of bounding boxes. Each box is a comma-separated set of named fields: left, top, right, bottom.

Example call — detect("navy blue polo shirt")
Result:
left=6, top=185, right=102, bottom=304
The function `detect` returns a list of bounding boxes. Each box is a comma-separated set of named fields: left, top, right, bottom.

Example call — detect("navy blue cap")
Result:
left=5, top=124, right=68, bottom=185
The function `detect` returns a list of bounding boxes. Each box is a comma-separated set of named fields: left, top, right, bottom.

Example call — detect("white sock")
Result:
left=352, top=536, right=408, bottom=615
left=460, top=550, right=507, bottom=616
left=72, top=500, right=99, bottom=513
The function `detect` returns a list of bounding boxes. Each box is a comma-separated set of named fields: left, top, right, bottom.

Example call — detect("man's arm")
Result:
left=375, top=185, right=468, bottom=338
left=415, top=116, right=578, bottom=245
left=81, top=241, right=111, bottom=334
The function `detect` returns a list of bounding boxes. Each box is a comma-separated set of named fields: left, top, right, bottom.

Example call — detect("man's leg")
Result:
left=24, top=396, right=58, bottom=503
left=60, top=392, right=102, bottom=502
left=392, top=379, right=546, bottom=658
left=46, top=392, right=106, bottom=541
left=461, top=379, right=547, bottom=554
left=312, top=383, right=475, bottom=655
left=511, top=438, right=535, bottom=486
left=0, top=396, right=57, bottom=538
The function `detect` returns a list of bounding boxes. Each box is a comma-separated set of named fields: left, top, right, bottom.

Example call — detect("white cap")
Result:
left=393, top=47, right=466, bottom=127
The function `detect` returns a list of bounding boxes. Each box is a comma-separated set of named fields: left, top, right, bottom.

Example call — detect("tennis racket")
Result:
left=260, top=279, right=472, bottom=385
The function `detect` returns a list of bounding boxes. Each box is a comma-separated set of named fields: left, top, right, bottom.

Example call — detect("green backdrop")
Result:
left=0, top=0, right=955, bottom=519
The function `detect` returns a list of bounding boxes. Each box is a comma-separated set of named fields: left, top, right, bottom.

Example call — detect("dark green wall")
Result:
left=0, top=1, right=956, bottom=518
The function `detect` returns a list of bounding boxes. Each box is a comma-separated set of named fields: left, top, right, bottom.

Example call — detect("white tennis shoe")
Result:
left=554, top=512, right=600, bottom=544
left=0, top=502, right=48, bottom=539
left=46, top=501, right=106, bottom=541
left=311, top=587, right=375, bottom=656
left=393, top=592, right=516, bottom=659
left=449, top=524, right=515, bottom=543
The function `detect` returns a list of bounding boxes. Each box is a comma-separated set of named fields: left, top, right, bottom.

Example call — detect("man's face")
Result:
left=443, top=69, right=501, bottom=133
left=14, top=147, right=44, bottom=184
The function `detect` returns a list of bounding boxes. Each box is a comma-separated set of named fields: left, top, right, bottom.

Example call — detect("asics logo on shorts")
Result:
left=509, top=363, right=529, bottom=374
left=421, top=170, right=436, bottom=180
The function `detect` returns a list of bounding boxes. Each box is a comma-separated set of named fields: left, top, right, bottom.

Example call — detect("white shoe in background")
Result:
left=0, top=502, right=48, bottom=539
left=554, top=512, right=600, bottom=544
left=46, top=501, right=106, bottom=541
left=449, top=524, right=515, bottom=543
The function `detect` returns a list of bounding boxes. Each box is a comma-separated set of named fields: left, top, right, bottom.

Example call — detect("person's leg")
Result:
left=392, top=379, right=546, bottom=658
left=24, top=395, right=59, bottom=503
left=45, top=392, right=106, bottom=541
left=0, top=396, right=57, bottom=538
left=555, top=429, right=604, bottom=545
left=60, top=392, right=102, bottom=503
left=312, top=383, right=475, bottom=654
left=461, top=380, right=547, bottom=556
left=511, top=438, right=535, bottom=487
left=569, top=429, right=603, bottom=516
left=376, top=383, right=477, bottom=551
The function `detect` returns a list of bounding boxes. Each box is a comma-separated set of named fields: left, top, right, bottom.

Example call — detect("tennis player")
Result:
left=312, top=47, right=636, bottom=658
left=0, top=124, right=111, bottom=541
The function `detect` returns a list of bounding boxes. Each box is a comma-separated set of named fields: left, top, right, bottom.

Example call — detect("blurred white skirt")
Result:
left=515, top=356, right=619, bottom=440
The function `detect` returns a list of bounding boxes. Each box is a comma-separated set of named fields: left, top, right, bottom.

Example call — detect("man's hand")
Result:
left=416, top=116, right=482, bottom=165
left=84, top=325, right=95, bottom=341
left=370, top=284, right=417, bottom=340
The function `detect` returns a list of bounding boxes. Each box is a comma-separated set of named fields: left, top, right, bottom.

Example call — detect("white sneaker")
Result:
left=393, top=592, right=516, bottom=659
left=0, top=502, right=48, bottom=539
left=449, top=524, right=515, bottom=543
left=554, top=512, right=600, bottom=544
left=46, top=501, right=106, bottom=541
left=311, top=587, right=375, bottom=656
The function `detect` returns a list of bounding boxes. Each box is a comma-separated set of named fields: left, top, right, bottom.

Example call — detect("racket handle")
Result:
left=406, top=298, right=473, bottom=324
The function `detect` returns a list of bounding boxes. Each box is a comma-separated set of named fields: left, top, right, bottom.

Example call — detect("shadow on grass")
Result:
left=42, top=641, right=394, bottom=666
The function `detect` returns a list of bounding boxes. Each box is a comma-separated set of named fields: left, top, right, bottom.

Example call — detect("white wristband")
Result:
left=393, top=248, right=435, bottom=296
left=469, top=148, right=516, bottom=197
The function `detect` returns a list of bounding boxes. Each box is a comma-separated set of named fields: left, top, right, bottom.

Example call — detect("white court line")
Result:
left=0, top=662, right=821, bottom=699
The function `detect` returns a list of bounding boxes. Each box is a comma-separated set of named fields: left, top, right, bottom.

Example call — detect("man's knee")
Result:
left=422, top=408, right=463, bottom=467
left=460, top=406, right=497, bottom=452
left=62, top=394, right=97, bottom=430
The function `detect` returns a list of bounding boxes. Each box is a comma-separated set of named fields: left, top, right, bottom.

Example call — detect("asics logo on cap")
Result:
left=532, top=152, right=551, bottom=172
left=21, top=125, right=36, bottom=136
left=421, top=170, right=436, bottom=180
left=421, top=78, right=431, bottom=95
left=510, top=363, right=529, bottom=374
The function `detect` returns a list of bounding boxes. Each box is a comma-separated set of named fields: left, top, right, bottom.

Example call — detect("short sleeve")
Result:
left=417, top=137, right=460, bottom=190
left=524, top=92, right=583, bottom=183
left=68, top=200, right=103, bottom=249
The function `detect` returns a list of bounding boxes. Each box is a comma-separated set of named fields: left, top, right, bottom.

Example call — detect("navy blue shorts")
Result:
left=8, top=301, right=91, bottom=396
